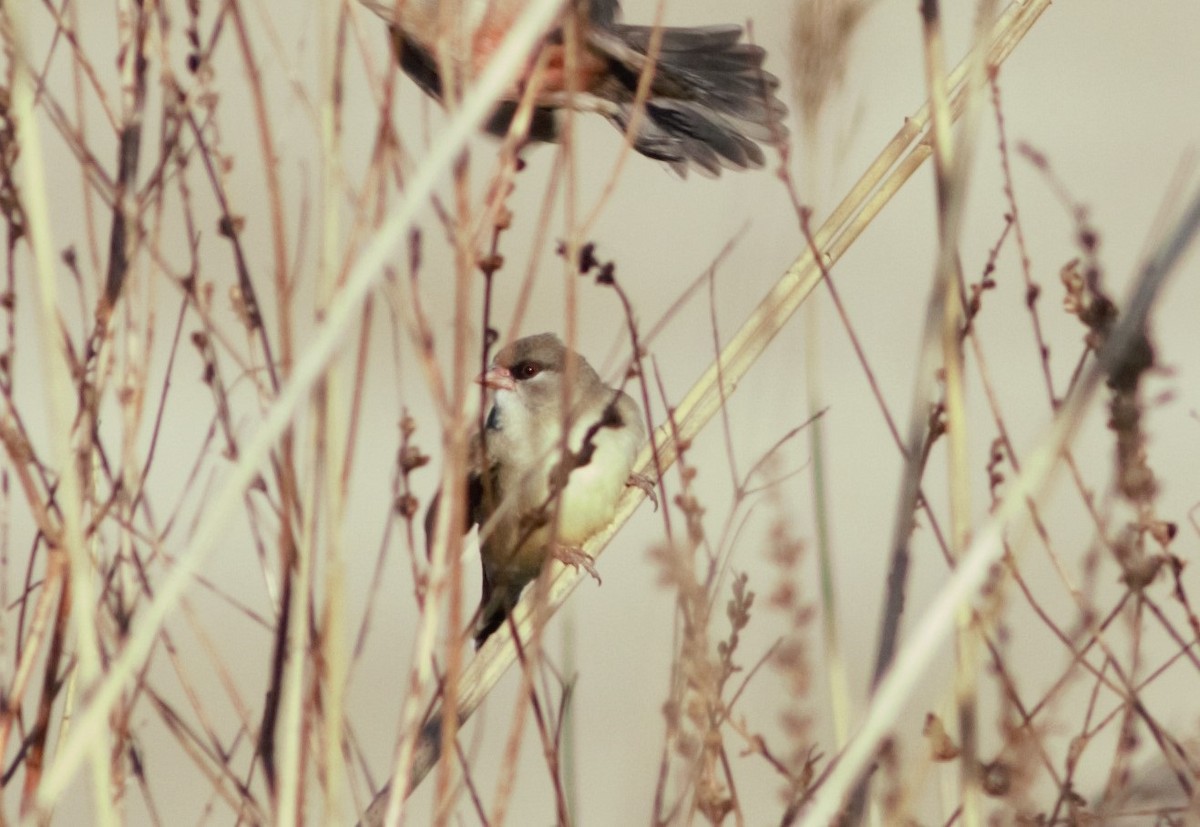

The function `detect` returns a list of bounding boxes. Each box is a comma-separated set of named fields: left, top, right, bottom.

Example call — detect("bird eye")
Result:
left=512, top=361, right=542, bottom=381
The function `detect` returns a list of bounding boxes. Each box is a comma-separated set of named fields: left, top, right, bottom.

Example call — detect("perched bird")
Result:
left=427, top=333, right=651, bottom=646
left=362, top=0, right=787, bottom=175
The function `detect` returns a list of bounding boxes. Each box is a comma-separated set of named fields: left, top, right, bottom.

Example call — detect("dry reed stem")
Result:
left=785, top=1, right=864, bottom=764
left=913, top=1, right=1001, bottom=823
left=7, top=2, right=116, bottom=820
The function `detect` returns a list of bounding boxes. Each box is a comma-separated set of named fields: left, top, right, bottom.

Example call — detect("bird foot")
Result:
left=551, top=544, right=602, bottom=585
left=627, top=472, right=658, bottom=511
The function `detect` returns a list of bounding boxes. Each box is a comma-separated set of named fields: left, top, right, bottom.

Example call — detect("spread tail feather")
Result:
left=593, top=24, right=788, bottom=175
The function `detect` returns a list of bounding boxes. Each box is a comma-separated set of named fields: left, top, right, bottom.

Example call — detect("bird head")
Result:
left=477, top=333, right=605, bottom=422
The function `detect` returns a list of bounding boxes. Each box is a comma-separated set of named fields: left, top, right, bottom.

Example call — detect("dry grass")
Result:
left=1, top=0, right=1199, bottom=825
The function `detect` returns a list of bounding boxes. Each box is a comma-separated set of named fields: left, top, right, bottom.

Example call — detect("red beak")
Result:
left=477, top=366, right=516, bottom=392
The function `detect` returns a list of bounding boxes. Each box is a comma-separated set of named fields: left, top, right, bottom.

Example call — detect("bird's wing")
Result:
left=582, top=22, right=786, bottom=175
left=388, top=21, right=563, bottom=141
left=422, top=428, right=496, bottom=558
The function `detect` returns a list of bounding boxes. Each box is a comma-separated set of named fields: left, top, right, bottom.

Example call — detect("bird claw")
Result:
left=551, top=545, right=602, bottom=585
left=627, top=472, right=658, bottom=511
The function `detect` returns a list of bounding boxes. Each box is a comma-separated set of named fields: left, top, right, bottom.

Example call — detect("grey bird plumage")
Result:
left=426, top=334, right=647, bottom=646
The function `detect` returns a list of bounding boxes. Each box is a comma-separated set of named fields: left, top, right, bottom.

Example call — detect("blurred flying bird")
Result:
left=362, top=0, right=788, bottom=175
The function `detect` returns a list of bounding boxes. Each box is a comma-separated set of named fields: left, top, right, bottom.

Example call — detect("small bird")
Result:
left=362, top=0, right=787, bottom=175
left=426, top=333, right=651, bottom=646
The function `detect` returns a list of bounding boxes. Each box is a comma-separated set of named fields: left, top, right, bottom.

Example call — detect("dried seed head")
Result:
left=790, top=0, right=869, bottom=129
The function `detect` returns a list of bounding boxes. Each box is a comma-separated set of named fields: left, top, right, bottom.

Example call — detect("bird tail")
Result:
left=596, top=24, right=789, bottom=176
left=473, top=589, right=519, bottom=648
left=473, top=572, right=525, bottom=649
